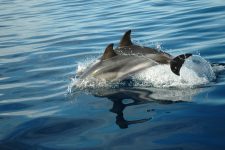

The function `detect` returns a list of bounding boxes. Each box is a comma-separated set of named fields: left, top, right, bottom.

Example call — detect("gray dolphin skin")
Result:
left=78, top=30, right=192, bottom=82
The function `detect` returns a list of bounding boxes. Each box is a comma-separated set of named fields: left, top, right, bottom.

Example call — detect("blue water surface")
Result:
left=1, top=0, right=225, bottom=149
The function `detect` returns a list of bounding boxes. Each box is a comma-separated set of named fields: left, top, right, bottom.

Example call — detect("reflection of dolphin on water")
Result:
left=78, top=30, right=192, bottom=82
left=93, top=86, right=206, bottom=129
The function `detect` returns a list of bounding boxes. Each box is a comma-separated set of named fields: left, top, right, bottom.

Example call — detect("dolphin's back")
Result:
left=115, top=44, right=172, bottom=58
left=116, top=29, right=172, bottom=61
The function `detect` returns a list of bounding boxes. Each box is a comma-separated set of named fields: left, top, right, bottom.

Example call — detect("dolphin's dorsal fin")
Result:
left=170, top=54, right=192, bottom=76
left=101, top=43, right=117, bottom=60
left=119, top=30, right=133, bottom=47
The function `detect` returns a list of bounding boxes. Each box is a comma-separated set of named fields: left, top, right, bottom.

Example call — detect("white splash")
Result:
left=68, top=55, right=222, bottom=92
left=212, top=63, right=225, bottom=73
left=133, top=55, right=216, bottom=88
left=76, top=57, right=100, bottom=76
left=68, top=57, right=107, bottom=92
left=180, top=55, right=216, bottom=85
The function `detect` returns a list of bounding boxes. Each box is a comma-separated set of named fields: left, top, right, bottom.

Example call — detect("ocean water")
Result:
left=1, top=0, right=225, bottom=149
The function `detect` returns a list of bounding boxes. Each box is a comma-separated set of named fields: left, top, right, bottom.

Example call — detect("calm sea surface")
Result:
left=1, top=0, right=225, bottom=149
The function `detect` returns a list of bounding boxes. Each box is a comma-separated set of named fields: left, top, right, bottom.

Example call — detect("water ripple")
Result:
left=1, top=0, right=225, bottom=149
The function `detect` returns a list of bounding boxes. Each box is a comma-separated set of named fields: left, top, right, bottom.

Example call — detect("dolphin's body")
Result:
left=78, top=30, right=192, bottom=82
left=79, top=54, right=158, bottom=81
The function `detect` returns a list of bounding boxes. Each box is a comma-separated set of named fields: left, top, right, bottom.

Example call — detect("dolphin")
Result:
left=78, top=30, right=192, bottom=82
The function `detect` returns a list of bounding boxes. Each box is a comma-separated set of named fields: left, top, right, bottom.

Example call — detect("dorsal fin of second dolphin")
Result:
left=170, top=54, right=192, bottom=76
left=119, top=30, right=133, bottom=47
left=101, top=43, right=117, bottom=60
left=118, top=30, right=167, bottom=55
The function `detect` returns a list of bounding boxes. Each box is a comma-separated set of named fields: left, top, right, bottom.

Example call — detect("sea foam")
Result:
left=133, top=55, right=216, bottom=88
left=68, top=55, right=221, bottom=92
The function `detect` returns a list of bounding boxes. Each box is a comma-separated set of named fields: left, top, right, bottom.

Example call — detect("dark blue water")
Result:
left=1, top=0, right=225, bottom=149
